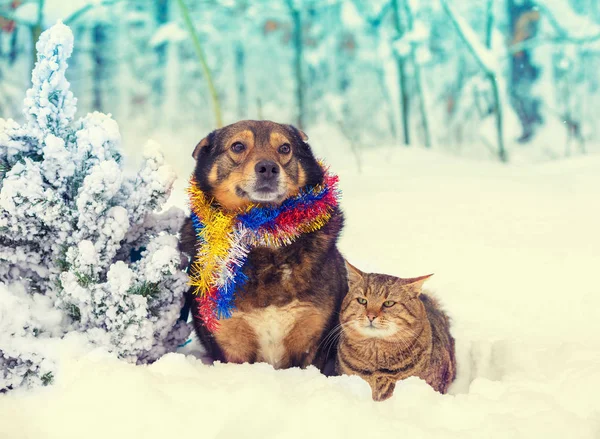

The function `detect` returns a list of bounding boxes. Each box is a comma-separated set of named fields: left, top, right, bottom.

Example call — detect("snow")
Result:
left=18, top=0, right=107, bottom=25
left=341, top=2, right=364, bottom=30
left=0, top=282, right=63, bottom=390
left=393, top=20, right=431, bottom=59
left=150, top=22, right=187, bottom=48
left=12, top=3, right=39, bottom=26
left=541, top=0, right=600, bottom=41
left=2, top=142, right=600, bottom=438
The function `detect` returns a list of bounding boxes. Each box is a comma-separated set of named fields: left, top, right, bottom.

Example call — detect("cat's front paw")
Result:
left=372, top=378, right=396, bottom=401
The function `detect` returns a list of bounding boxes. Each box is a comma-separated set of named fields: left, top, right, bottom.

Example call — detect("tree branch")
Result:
left=441, top=0, right=507, bottom=162
left=63, top=0, right=124, bottom=26
left=175, top=0, right=223, bottom=128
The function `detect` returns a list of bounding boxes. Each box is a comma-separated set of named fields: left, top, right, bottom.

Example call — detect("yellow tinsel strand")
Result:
left=187, top=181, right=236, bottom=297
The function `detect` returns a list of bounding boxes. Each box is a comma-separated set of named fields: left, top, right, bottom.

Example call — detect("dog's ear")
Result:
left=192, top=131, right=215, bottom=160
left=288, top=125, right=308, bottom=142
left=192, top=136, right=210, bottom=160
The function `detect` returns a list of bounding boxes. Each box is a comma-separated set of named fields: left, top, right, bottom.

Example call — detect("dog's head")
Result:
left=192, top=120, right=324, bottom=211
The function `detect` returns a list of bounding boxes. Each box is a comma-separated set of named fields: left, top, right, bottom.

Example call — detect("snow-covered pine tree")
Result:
left=0, top=22, right=190, bottom=391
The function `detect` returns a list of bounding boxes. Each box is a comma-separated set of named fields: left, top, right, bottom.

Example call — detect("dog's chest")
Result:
left=241, top=300, right=311, bottom=366
left=212, top=245, right=334, bottom=367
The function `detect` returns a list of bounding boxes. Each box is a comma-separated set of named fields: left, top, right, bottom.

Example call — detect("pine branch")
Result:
left=128, top=281, right=160, bottom=299
left=41, top=372, right=53, bottom=386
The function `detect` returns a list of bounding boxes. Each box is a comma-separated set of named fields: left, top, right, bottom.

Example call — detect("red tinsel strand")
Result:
left=272, top=195, right=337, bottom=235
left=196, top=293, right=219, bottom=332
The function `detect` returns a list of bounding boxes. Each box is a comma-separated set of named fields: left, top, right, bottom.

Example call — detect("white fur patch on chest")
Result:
left=242, top=300, right=308, bottom=368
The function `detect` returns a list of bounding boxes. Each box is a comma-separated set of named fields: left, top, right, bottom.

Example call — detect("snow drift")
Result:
left=1, top=144, right=599, bottom=438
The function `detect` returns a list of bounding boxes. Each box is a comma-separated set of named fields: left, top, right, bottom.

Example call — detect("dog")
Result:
left=179, top=120, right=347, bottom=371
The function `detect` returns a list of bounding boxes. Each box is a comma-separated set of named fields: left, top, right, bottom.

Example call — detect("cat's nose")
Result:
left=367, top=313, right=377, bottom=322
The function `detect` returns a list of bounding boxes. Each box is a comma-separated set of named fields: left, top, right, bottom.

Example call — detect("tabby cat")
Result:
left=336, top=263, right=456, bottom=401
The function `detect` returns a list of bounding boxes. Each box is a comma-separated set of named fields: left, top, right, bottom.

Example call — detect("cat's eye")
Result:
left=383, top=300, right=396, bottom=307
left=357, top=297, right=367, bottom=305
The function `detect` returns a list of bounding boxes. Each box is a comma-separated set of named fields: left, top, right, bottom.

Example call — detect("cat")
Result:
left=336, top=262, right=456, bottom=401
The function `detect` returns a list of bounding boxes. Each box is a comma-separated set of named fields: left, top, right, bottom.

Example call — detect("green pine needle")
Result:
left=67, top=304, right=81, bottom=322
left=128, top=281, right=160, bottom=299
left=74, top=272, right=94, bottom=287
left=41, top=372, right=54, bottom=386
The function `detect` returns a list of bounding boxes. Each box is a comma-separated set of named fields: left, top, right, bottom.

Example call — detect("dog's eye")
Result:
left=231, top=142, right=246, bottom=153
left=357, top=297, right=367, bottom=305
left=383, top=300, right=396, bottom=308
left=278, top=143, right=291, bottom=154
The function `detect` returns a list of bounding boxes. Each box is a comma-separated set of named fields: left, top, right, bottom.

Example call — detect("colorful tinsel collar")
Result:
left=187, top=167, right=340, bottom=331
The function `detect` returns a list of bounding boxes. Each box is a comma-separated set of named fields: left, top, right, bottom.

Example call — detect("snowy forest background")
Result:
left=2, top=2, right=600, bottom=435
left=1, top=0, right=599, bottom=164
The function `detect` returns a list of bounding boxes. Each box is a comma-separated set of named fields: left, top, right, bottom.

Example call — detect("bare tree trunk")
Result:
left=376, top=68, right=397, bottom=140
left=154, top=0, right=169, bottom=103
left=9, top=27, right=19, bottom=64
left=287, top=0, right=305, bottom=129
left=31, top=0, right=45, bottom=73
left=92, top=23, right=107, bottom=111
left=235, top=42, right=247, bottom=119
left=401, top=0, right=431, bottom=147
left=176, top=0, right=223, bottom=127
left=391, top=0, right=410, bottom=145
left=256, top=98, right=263, bottom=120
left=441, top=0, right=507, bottom=162
left=485, top=0, right=506, bottom=162
left=507, top=0, right=542, bottom=143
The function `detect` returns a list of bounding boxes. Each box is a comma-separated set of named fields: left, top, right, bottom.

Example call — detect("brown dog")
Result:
left=179, top=120, right=347, bottom=371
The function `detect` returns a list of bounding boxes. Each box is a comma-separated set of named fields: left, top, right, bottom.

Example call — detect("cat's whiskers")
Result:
left=322, top=321, right=355, bottom=362
left=324, top=329, right=345, bottom=363
left=318, top=321, right=351, bottom=355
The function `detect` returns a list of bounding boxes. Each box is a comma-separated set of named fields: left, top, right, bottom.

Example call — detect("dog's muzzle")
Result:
left=250, top=160, right=282, bottom=201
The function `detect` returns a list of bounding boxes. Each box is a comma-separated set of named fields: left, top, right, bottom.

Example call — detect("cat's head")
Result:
left=340, top=262, right=433, bottom=339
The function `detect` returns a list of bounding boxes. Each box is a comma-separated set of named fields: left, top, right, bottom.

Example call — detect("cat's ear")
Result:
left=401, top=274, right=433, bottom=296
left=345, top=261, right=364, bottom=286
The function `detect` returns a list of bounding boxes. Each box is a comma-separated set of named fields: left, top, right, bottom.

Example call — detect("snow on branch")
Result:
left=440, top=0, right=499, bottom=75
left=23, top=21, right=76, bottom=140
left=538, top=1, right=600, bottom=42
left=440, top=0, right=506, bottom=162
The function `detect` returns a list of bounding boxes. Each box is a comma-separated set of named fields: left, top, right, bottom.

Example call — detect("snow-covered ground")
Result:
left=1, top=142, right=600, bottom=439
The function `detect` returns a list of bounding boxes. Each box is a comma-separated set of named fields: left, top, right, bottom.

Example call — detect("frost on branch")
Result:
left=0, top=282, right=64, bottom=391
left=24, top=21, right=76, bottom=141
left=0, top=23, right=190, bottom=391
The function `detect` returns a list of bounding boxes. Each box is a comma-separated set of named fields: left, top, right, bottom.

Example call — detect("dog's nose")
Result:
left=255, top=160, right=280, bottom=179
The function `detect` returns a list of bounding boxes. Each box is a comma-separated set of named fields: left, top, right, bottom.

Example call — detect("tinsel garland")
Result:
left=187, top=167, right=340, bottom=331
